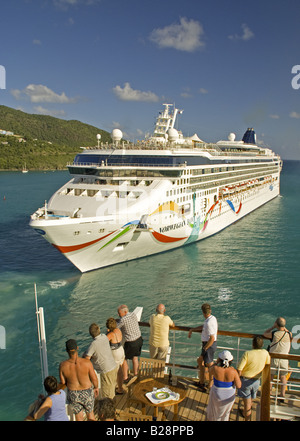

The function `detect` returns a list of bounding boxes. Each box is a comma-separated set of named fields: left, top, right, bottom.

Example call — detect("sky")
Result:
left=0, top=0, right=300, bottom=159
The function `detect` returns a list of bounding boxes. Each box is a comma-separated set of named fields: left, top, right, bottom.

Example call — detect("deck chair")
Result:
left=127, top=357, right=165, bottom=408
left=138, top=357, right=165, bottom=379
left=119, top=411, right=153, bottom=421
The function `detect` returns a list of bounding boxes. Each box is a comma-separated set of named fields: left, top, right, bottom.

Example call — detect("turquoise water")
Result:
left=0, top=162, right=299, bottom=421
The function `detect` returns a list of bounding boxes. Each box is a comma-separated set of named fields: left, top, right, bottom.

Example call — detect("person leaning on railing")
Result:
left=149, top=303, right=175, bottom=360
left=263, top=317, right=292, bottom=401
left=237, top=336, right=270, bottom=421
left=188, top=303, right=218, bottom=392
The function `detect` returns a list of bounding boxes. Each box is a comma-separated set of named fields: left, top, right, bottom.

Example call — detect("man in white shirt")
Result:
left=188, top=303, right=218, bottom=392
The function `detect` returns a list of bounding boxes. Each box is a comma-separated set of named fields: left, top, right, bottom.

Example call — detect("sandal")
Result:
left=115, top=390, right=125, bottom=395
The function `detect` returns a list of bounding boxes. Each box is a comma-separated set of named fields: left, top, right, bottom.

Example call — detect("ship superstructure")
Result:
left=30, top=105, right=282, bottom=272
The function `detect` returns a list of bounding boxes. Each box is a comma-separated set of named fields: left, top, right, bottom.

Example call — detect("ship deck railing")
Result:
left=80, top=142, right=273, bottom=156
left=67, top=155, right=278, bottom=169
left=128, top=322, right=300, bottom=421
left=67, top=162, right=188, bottom=168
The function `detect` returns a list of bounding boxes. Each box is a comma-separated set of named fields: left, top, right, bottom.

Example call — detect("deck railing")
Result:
left=139, top=321, right=300, bottom=421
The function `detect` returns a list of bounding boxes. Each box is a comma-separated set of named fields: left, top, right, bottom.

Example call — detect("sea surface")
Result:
left=0, top=161, right=299, bottom=421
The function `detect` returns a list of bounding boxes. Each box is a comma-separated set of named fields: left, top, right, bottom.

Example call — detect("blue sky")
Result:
left=0, top=0, right=300, bottom=159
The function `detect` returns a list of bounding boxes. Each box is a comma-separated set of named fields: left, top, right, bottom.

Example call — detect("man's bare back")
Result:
left=60, top=354, right=98, bottom=391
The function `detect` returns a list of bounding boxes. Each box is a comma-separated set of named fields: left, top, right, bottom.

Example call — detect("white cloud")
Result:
left=229, top=24, right=254, bottom=41
left=269, top=114, right=280, bottom=119
left=180, top=87, right=192, bottom=98
left=199, top=88, right=208, bottom=94
left=181, top=92, right=193, bottom=98
left=33, top=106, right=66, bottom=117
left=149, top=17, right=205, bottom=52
left=53, top=0, right=101, bottom=9
left=113, top=82, right=159, bottom=102
left=33, top=39, right=42, bottom=45
left=11, top=84, right=77, bottom=103
left=290, top=111, right=300, bottom=119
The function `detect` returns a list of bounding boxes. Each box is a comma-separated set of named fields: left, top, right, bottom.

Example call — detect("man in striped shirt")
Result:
left=117, top=304, right=143, bottom=382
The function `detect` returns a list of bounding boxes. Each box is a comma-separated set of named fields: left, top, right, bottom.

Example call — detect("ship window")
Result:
left=87, top=189, right=98, bottom=197
left=74, top=189, right=84, bottom=196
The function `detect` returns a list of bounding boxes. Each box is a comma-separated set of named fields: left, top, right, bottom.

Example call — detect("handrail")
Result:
left=139, top=321, right=300, bottom=345
left=139, top=321, right=300, bottom=421
left=68, top=162, right=185, bottom=169
left=139, top=321, right=264, bottom=339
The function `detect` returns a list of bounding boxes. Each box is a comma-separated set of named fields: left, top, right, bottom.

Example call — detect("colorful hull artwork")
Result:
left=50, top=198, right=244, bottom=256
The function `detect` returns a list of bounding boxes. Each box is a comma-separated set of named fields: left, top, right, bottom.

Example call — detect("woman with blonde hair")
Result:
left=106, top=317, right=126, bottom=394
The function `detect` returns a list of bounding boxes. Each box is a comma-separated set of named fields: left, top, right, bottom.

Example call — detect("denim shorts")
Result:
left=237, top=377, right=260, bottom=399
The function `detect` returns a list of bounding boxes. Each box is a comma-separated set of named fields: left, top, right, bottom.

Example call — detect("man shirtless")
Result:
left=59, top=339, right=99, bottom=421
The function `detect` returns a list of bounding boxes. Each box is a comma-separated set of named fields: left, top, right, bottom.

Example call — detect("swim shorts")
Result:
left=67, top=387, right=94, bottom=415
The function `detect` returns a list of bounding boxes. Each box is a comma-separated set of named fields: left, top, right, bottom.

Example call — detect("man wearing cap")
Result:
left=59, top=339, right=99, bottom=421
left=149, top=304, right=174, bottom=360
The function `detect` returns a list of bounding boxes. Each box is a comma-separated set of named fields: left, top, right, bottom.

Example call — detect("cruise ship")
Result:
left=30, top=104, right=282, bottom=272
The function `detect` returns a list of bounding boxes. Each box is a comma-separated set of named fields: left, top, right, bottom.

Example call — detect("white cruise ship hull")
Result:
left=30, top=178, right=279, bottom=273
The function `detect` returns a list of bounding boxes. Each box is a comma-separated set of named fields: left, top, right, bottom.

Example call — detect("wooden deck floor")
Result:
left=112, top=375, right=260, bottom=422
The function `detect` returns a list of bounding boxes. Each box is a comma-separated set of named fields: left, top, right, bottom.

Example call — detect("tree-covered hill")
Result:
left=0, top=105, right=112, bottom=170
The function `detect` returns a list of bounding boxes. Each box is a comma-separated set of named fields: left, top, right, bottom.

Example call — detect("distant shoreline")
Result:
left=0, top=168, right=68, bottom=172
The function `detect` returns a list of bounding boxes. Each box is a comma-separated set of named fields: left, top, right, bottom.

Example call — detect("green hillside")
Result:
left=0, top=105, right=112, bottom=170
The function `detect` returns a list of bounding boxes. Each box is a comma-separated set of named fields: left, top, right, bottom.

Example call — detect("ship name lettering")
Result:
left=160, top=220, right=186, bottom=233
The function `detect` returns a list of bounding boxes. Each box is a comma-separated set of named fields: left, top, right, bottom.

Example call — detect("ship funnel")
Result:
left=242, top=128, right=256, bottom=145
